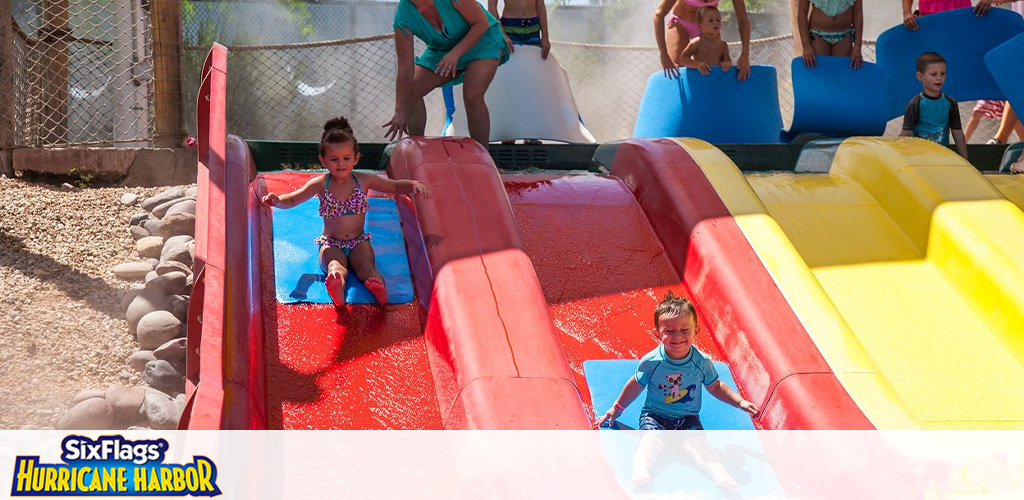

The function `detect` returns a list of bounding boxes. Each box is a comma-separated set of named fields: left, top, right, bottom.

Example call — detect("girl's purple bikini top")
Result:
left=319, top=173, right=369, bottom=218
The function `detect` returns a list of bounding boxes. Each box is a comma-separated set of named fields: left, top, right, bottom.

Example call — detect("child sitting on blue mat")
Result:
left=596, top=292, right=759, bottom=489
left=261, top=117, right=432, bottom=308
left=677, top=6, right=732, bottom=75
left=899, top=52, right=969, bottom=159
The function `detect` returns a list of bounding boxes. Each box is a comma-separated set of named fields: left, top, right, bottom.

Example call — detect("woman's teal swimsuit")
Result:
left=393, top=0, right=509, bottom=87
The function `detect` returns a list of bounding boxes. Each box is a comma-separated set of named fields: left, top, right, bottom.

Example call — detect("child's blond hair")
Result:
left=654, top=291, right=697, bottom=328
left=696, top=5, right=720, bottom=24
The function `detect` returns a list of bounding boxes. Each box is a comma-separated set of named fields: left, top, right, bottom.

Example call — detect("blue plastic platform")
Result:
left=784, top=56, right=888, bottom=141
left=271, top=197, right=414, bottom=305
left=985, top=32, right=1024, bottom=115
left=583, top=359, right=783, bottom=498
left=876, top=8, right=1024, bottom=119
left=633, top=66, right=783, bottom=143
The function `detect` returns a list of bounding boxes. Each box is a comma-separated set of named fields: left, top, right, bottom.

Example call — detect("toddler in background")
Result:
left=678, top=6, right=732, bottom=75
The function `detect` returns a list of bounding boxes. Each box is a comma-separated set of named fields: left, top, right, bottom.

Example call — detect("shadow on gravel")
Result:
left=0, top=230, right=124, bottom=318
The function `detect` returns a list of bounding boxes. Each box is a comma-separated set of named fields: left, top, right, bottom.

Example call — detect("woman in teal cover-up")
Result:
left=383, top=0, right=509, bottom=146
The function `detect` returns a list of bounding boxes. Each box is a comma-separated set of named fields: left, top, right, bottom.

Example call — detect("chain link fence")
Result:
left=181, top=1, right=1007, bottom=145
left=4, top=0, right=154, bottom=148
left=1, top=1, right=1007, bottom=150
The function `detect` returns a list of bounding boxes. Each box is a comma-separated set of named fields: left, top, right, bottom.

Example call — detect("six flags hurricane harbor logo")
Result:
left=11, top=435, right=221, bottom=496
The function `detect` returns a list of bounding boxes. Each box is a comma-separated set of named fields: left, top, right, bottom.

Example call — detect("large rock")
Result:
left=152, top=196, right=193, bottom=218
left=112, top=261, right=153, bottom=280
left=71, top=388, right=105, bottom=405
left=120, top=285, right=145, bottom=313
left=120, top=193, right=139, bottom=206
left=57, top=398, right=113, bottom=430
left=159, top=212, right=196, bottom=239
left=143, top=218, right=162, bottom=236
left=142, top=388, right=181, bottom=430
left=165, top=199, right=197, bottom=217
left=129, top=225, right=150, bottom=240
left=126, top=288, right=170, bottom=336
left=105, top=385, right=146, bottom=423
left=142, top=360, right=184, bottom=396
left=136, top=236, right=164, bottom=259
left=160, top=235, right=194, bottom=267
left=137, top=311, right=181, bottom=349
left=127, top=350, right=156, bottom=372
left=142, top=187, right=185, bottom=212
left=184, top=186, right=197, bottom=198
left=145, top=271, right=187, bottom=295
left=129, top=212, right=149, bottom=226
left=153, top=338, right=187, bottom=362
left=156, top=260, right=191, bottom=276
left=169, top=295, right=189, bottom=323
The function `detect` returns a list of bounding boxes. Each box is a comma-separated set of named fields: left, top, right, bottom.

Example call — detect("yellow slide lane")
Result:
left=678, top=138, right=1024, bottom=430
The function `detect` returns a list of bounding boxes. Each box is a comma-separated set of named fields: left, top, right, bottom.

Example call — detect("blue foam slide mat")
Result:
left=633, top=66, right=783, bottom=143
left=272, top=196, right=414, bottom=305
left=584, top=360, right=783, bottom=497
left=783, top=57, right=888, bottom=141
left=876, top=8, right=1024, bottom=119
left=985, top=32, right=1024, bottom=116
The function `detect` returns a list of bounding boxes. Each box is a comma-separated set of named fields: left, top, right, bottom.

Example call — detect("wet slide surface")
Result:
left=260, top=171, right=442, bottom=429
left=503, top=174, right=725, bottom=417
left=747, top=172, right=1024, bottom=429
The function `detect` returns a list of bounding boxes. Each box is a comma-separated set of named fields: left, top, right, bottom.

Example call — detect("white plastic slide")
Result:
left=442, top=45, right=596, bottom=143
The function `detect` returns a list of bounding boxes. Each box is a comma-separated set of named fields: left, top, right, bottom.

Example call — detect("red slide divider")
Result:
left=387, top=137, right=592, bottom=430
left=601, top=139, right=872, bottom=430
left=182, top=44, right=267, bottom=430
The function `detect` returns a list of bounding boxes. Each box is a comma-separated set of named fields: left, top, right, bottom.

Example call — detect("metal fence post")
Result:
left=1, top=0, right=14, bottom=175
left=151, top=0, right=186, bottom=148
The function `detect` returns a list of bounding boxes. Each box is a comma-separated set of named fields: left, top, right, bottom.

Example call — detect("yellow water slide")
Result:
left=678, top=137, right=1024, bottom=430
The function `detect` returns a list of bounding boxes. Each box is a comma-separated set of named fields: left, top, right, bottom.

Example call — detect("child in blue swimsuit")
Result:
left=596, top=292, right=759, bottom=488
left=900, top=52, right=969, bottom=159
left=262, top=117, right=432, bottom=307
left=795, top=0, right=864, bottom=69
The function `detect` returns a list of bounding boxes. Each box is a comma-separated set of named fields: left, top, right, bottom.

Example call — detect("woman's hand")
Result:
left=850, top=45, right=863, bottom=69
left=435, top=51, right=462, bottom=79
left=903, top=11, right=919, bottom=30
left=802, top=44, right=817, bottom=69
left=974, top=0, right=992, bottom=16
left=735, top=52, right=751, bottom=81
left=382, top=112, right=408, bottom=141
left=661, top=52, right=680, bottom=79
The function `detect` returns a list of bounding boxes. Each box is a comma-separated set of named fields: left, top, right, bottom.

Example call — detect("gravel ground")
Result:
left=0, top=175, right=189, bottom=429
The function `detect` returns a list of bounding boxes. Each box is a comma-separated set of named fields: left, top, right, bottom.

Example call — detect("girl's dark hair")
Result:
left=320, top=116, right=358, bottom=156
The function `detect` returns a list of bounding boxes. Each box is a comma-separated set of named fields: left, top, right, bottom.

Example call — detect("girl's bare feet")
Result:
left=364, top=277, right=388, bottom=305
left=325, top=274, right=346, bottom=308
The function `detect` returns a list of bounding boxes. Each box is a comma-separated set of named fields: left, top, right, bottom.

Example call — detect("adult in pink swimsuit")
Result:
left=902, top=0, right=992, bottom=30
left=654, top=0, right=754, bottom=81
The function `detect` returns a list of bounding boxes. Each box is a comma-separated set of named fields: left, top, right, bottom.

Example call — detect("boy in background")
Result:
left=900, top=52, right=969, bottom=159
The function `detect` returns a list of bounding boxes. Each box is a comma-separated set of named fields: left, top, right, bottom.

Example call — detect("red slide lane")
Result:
left=601, top=139, right=873, bottom=430
left=503, top=174, right=725, bottom=418
left=387, top=137, right=594, bottom=430
left=259, top=171, right=442, bottom=430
